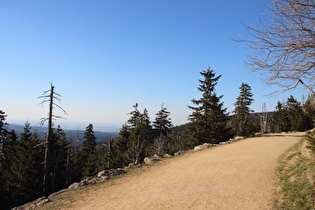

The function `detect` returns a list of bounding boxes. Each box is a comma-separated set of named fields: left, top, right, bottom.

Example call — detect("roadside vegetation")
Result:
left=275, top=133, right=315, bottom=209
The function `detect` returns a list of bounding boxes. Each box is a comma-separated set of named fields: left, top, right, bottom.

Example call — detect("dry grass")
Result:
left=274, top=137, right=315, bottom=209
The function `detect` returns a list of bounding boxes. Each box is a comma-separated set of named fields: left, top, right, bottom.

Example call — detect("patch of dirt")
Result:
left=59, top=133, right=303, bottom=209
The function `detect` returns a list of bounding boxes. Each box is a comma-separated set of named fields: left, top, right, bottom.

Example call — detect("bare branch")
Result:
left=236, top=0, right=315, bottom=95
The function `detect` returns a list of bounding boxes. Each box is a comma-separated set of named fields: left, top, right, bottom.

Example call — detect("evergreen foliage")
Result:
left=188, top=67, right=230, bottom=147
left=127, top=107, right=152, bottom=164
left=271, top=95, right=313, bottom=133
left=9, top=123, right=44, bottom=206
left=50, top=125, right=69, bottom=191
left=110, top=124, right=132, bottom=168
left=232, top=83, right=255, bottom=136
left=0, top=109, right=11, bottom=209
left=81, top=123, right=97, bottom=179
left=153, top=104, right=172, bottom=155
left=153, top=104, right=172, bottom=136
left=112, top=104, right=152, bottom=167
left=271, top=101, right=291, bottom=133
left=303, top=94, right=315, bottom=129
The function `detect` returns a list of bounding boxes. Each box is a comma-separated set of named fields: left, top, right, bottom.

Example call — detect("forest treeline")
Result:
left=1, top=67, right=315, bottom=209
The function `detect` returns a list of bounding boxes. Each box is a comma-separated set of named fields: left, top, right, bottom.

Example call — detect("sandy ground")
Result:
left=67, top=133, right=303, bottom=210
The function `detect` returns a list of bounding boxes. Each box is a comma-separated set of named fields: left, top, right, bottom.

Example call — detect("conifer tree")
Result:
left=81, top=123, right=97, bottom=179
left=0, top=109, right=11, bottom=209
left=50, top=125, right=69, bottom=191
left=153, top=104, right=172, bottom=155
left=303, top=94, right=315, bottom=129
left=128, top=108, right=152, bottom=164
left=232, top=83, right=254, bottom=136
left=188, top=67, right=229, bottom=146
left=111, top=124, right=132, bottom=168
left=9, top=123, right=44, bottom=206
left=112, top=104, right=152, bottom=167
left=271, top=101, right=291, bottom=133
left=286, top=95, right=306, bottom=131
left=153, top=104, right=172, bottom=136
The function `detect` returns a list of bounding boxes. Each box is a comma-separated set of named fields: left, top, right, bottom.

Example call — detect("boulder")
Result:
left=48, top=189, right=68, bottom=200
left=144, top=157, right=154, bottom=164
left=194, top=143, right=211, bottom=151
left=106, top=168, right=126, bottom=177
left=125, top=163, right=143, bottom=170
left=98, top=170, right=107, bottom=177
left=163, top=154, right=172, bottom=158
left=234, top=136, right=245, bottom=141
left=174, top=150, right=186, bottom=156
left=153, top=154, right=163, bottom=158
left=80, top=176, right=96, bottom=186
left=13, top=196, right=50, bottom=210
left=68, top=182, right=80, bottom=191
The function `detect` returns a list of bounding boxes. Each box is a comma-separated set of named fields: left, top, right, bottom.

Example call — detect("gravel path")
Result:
left=67, top=133, right=303, bottom=210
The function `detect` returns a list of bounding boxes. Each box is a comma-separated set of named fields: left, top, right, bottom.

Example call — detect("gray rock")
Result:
left=153, top=154, right=163, bottom=158
left=234, top=136, right=245, bottom=141
left=194, top=143, right=211, bottom=151
left=48, top=189, right=68, bottom=199
left=68, top=182, right=80, bottom=191
left=174, top=150, right=186, bottom=156
left=106, top=168, right=126, bottom=177
left=163, top=154, right=172, bottom=158
left=125, top=163, right=143, bottom=170
left=98, top=170, right=106, bottom=177
left=144, top=157, right=154, bottom=164
left=13, top=196, right=50, bottom=210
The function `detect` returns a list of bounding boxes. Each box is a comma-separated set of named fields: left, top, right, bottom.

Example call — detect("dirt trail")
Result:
left=67, top=133, right=303, bottom=210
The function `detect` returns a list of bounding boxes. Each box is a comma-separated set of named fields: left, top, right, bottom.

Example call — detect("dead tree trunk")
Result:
left=43, top=84, right=54, bottom=195
left=39, top=84, right=66, bottom=196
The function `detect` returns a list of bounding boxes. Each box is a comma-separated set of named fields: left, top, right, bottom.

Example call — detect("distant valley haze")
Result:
left=7, top=123, right=120, bottom=144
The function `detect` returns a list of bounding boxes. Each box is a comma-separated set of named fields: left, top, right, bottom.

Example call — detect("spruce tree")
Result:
left=232, top=83, right=254, bottom=136
left=153, top=104, right=172, bottom=136
left=153, top=104, right=172, bottom=155
left=303, top=94, right=315, bottom=129
left=271, top=101, right=291, bottom=133
left=286, top=95, right=306, bottom=131
left=81, top=123, right=97, bottom=179
left=50, top=125, right=69, bottom=192
left=128, top=108, right=152, bottom=164
left=0, top=109, right=11, bottom=209
left=9, top=123, right=44, bottom=206
left=112, top=104, right=152, bottom=166
left=188, top=67, right=229, bottom=146
left=111, top=124, right=132, bottom=168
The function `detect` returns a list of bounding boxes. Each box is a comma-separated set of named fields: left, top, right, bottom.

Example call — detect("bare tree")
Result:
left=237, top=0, right=315, bottom=95
left=39, top=84, right=66, bottom=195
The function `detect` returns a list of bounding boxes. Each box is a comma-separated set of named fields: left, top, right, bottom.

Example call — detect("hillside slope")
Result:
left=43, top=133, right=303, bottom=209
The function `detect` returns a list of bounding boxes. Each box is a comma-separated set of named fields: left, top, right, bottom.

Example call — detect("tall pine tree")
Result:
left=9, top=123, right=44, bottom=206
left=232, top=83, right=254, bottom=136
left=50, top=125, right=69, bottom=192
left=112, top=104, right=152, bottom=166
left=81, top=123, right=97, bottom=179
left=188, top=67, right=229, bottom=147
left=153, top=104, right=172, bottom=155
left=286, top=95, right=306, bottom=131
left=127, top=107, right=152, bottom=164
left=0, top=109, right=11, bottom=209
left=271, top=101, right=291, bottom=133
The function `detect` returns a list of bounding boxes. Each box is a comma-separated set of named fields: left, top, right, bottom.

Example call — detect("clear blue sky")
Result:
left=0, top=0, right=310, bottom=132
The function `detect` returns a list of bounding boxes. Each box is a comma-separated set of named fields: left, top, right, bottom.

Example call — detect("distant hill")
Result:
left=7, top=124, right=120, bottom=144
